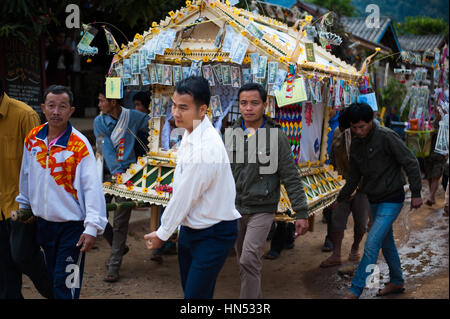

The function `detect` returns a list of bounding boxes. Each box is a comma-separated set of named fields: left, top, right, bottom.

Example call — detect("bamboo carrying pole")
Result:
left=150, top=205, right=161, bottom=232
left=11, top=201, right=153, bottom=222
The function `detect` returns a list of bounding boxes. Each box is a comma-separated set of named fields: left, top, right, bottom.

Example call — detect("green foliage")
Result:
left=351, top=0, right=449, bottom=23
left=378, top=77, right=408, bottom=121
left=88, top=0, right=186, bottom=29
left=0, top=0, right=187, bottom=44
left=303, top=0, right=356, bottom=17
left=0, top=0, right=65, bottom=42
left=395, top=16, right=449, bottom=36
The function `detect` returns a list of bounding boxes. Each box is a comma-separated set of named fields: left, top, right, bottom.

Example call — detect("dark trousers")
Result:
left=323, top=207, right=333, bottom=238
left=36, top=218, right=85, bottom=299
left=178, top=219, right=238, bottom=299
left=0, top=214, right=52, bottom=299
left=103, top=197, right=132, bottom=270
left=269, top=221, right=295, bottom=254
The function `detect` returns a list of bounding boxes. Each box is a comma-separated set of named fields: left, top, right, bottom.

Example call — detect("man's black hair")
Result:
left=238, top=82, right=267, bottom=103
left=175, top=76, right=210, bottom=108
left=347, top=102, right=374, bottom=124
left=43, top=85, right=74, bottom=105
left=338, top=107, right=351, bottom=129
left=133, top=91, right=151, bottom=108
left=0, top=80, right=4, bottom=97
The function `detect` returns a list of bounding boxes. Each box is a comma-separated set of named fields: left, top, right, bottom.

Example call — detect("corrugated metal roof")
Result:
left=295, top=1, right=329, bottom=16
left=340, top=16, right=391, bottom=44
left=398, top=34, right=446, bottom=52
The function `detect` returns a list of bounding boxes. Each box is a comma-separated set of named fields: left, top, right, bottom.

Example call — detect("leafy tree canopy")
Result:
left=0, top=0, right=186, bottom=43
left=395, top=16, right=449, bottom=36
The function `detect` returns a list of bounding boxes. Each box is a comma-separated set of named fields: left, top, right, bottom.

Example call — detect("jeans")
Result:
left=349, top=202, right=404, bottom=297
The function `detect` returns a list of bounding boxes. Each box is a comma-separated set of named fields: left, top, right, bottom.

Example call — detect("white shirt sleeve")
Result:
left=16, top=144, right=32, bottom=210
left=74, top=145, right=108, bottom=237
left=156, top=162, right=215, bottom=241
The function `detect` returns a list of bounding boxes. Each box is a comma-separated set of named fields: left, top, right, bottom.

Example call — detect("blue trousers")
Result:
left=350, top=202, right=404, bottom=297
left=36, top=218, right=86, bottom=299
left=178, top=219, right=238, bottom=299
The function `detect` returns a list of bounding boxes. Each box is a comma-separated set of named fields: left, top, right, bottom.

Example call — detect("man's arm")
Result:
left=154, top=161, right=216, bottom=241
left=15, top=112, right=40, bottom=211
left=138, top=113, right=150, bottom=135
left=94, top=117, right=120, bottom=175
left=385, top=130, right=422, bottom=199
left=277, top=131, right=308, bottom=220
left=336, top=152, right=361, bottom=203
left=74, top=144, right=108, bottom=237
left=276, top=132, right=310, bottom=236
left=16, top=144, right=32, bottom=210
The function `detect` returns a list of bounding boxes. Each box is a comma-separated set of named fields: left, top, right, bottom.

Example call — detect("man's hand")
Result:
left=144, top=232, right=164, bottom=250
left=295, top=219, right=309, bottom=237
left=77, top=233, right=96, bottom=252
left=411, top=197, right=423, bottom=210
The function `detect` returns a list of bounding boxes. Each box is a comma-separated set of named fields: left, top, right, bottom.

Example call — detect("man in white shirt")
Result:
left=144, top=76, right=241, bottom=299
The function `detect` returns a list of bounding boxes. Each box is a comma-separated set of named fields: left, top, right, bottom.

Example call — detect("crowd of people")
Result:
left=0, top=75, right=448, bottom=299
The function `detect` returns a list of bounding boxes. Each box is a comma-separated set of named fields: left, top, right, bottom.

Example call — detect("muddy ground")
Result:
left=22, top=184, right=448, bottom=299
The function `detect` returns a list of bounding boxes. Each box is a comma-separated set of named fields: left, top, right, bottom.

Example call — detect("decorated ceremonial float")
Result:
left=396, top=46, right=449, bottom=158
left=99, top=0, right=377, bottom=229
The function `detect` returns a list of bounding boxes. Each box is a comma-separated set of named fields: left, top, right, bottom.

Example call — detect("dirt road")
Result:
left=22, top=185, right=448, bottom=299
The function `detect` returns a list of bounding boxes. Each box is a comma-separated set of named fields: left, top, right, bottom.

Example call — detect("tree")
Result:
left=378, top=77, right=408, bottom=121
left=303, top=0, right=356, bottom=17
left=0, top=0, right=186, bottom=44
left=395, top=16, right=449, bottom=36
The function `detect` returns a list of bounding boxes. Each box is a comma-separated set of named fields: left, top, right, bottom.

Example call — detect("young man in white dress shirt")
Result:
left=144, top=76, right=241, bottom=299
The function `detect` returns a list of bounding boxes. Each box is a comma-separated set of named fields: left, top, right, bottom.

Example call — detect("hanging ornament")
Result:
left=403, top=52, right=414, bottom=65
left=305, top=25, right=317, bottom=41
left=77, top=24, right=99, bottom=56
left=285, top=64, right=295, bottom=98
left=318, top=31, right=342, bottom=51
left=103, top=26, right=120, bottom=55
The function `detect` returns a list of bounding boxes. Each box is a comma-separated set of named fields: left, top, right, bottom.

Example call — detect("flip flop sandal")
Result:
left=376, top=286, right=405, bottom=297
left=343, top=292, right=358, bottom=299
left=104, top=269, right=120, bottom=283
left=319, top=258, right=342, bottom=268
left=348, top=252, right=361, bottom=262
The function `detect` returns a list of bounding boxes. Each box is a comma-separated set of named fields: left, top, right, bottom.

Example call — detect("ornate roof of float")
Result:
left=113, top=0, right=365, bottom=81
